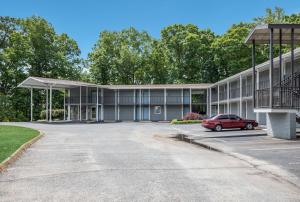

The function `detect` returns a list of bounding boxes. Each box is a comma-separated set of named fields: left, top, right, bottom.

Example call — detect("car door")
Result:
left=229, top=115, right=243, bottom=128
left=218, top=115, right=231, bottom=128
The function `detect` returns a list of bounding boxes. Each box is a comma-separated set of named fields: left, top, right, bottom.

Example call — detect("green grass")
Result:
left=171, top=119, right=202, bottom=124
left=0, top=125, right=39, bottom=163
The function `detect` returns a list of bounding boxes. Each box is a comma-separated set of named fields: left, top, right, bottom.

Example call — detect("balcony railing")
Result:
left=256, top=87, right=300, bottom=109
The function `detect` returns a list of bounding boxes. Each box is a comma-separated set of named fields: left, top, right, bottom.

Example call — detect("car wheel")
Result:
left=246, top=123, right=253, bottom=130
left=214, top=124, right=222, bottom=132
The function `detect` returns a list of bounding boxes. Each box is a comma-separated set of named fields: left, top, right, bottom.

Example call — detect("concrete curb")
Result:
left=175, top=132, right=300, bottom=188
left=0, top=130, right=44, bottom=172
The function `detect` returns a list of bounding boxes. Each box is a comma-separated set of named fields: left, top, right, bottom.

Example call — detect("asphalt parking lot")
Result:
left=0, top=122, right=300, bottom=201
left=174, top=123, right=300, bottom=185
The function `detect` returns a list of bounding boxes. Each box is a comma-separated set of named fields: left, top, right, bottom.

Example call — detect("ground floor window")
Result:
left=154, top=106, right=161, bottom=114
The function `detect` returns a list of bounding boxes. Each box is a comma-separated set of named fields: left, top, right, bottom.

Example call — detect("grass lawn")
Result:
left=0, top=125, right=39, bottom=163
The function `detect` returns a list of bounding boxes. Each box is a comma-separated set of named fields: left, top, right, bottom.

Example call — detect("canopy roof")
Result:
left=245, top=24, right=300, bottom=44
left=18, top=77, right=211, bottom=90
left=18, top=77, right=99, bottom=89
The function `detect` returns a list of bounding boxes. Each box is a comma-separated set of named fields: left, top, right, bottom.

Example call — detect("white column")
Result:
left=101, top=88, right=104, bottom=121
left=227, top=81, right=230, bottom=113
left=46, top=88, right=48, bottom=121
left=209, top=88, right=212, bottom=117
left=96, top=87, right=99, bottom=122
left=68, top=89, right=70, bottom=121
left=30, top=88, right=33, bottom=122
left=86, top=87, right=88, bottom=120
left=115, top=90, right=117, bottom=121
left=189, top=88, right=192, bottom=112
left=148, top=89, right=151, bottom=120
left=217, top=85, right=220, bottom=114
left=181, top=88, right=184, bottom=118
left=117, top=89, right=120, bottom=121
left=239, top=75, right=243, bottom=117
left=164, top=88, right=167, bottom=121
left=139, top=89, right=142, bottom=120
left=256, top=71, right=260, bottom=122
left=49, top=86, right=52, bottom=122
left=245, top=99, right=248, bottom=119
left=133, top=90, right=136, bottom=121
left=79, top=86, right=82, bottom=121
left=64, top=89, right=66, bottom=120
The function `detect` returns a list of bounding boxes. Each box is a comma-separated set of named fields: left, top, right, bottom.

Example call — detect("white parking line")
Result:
left=249, top=147, right=300, bottom=151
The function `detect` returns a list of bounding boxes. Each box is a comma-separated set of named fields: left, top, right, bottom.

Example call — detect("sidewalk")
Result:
left=173, top=124, right=300, bottom=187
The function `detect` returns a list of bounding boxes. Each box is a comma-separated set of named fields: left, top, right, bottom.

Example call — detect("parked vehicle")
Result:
left=202, top=114, right=258, bottom=132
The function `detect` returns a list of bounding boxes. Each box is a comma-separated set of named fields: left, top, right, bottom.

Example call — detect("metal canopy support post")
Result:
left=86, top=87, right=88, bottom=120
left=227, top=81, right=230, bottom=113
left=30, top=88, right=33, bottom=121
left=139, top=89, right=142, bottom=121
left=49, top=86, right=52, bottom=122
left=64, top=89, right=66, bottom=120
left=279, top=29, right=282, bottom=106
left=181, top=89, right=184, bottom=119
left=189, top=88, right=192, bottom=112
left=164, top=88, right=167, bottom=121
left=209, top=88, right=212, bottom=117
left=291, top=28, right=295, bottom=78
left=148, top=89, right=151, bottom=120
left=117, top=89, right=120, bottom=121
left=217, top=85, right=220, bottom=114
left=46, top=88, right=48, bottom=121
left=101, top=88, right=104, bottom=121
left=68, top=89, right=70, bottom=121
left=239, top=75, right=243, bottom=117
left=96, top=87, right=99, bottom=122
left=269, top=28, right=274, bottom=108
left=79, top=86, right=82, bottom=121
left=133, top=90, right=136, bottom=121
left=252, top=40, right=256, bottom=108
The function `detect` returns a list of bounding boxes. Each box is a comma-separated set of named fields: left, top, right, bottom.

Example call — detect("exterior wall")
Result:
left=119, top=106, right=134, bottom=121
left=104, top=106, right=115, bottom=121
left=167, top=105, right=182, bottom=120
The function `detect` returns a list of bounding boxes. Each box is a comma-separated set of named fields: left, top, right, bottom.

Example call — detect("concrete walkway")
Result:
left=0, top=122, right=300, bottom=201
left=174, top=124, right=300, bottom=187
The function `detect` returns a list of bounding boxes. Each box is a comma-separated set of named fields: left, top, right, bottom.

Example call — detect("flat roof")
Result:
left=245, top=24, right=300, bottom=44
left=18, top=77, right=211, bottom=90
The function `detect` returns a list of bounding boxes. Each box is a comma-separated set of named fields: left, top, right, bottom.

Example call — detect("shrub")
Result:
left=40, top=109, right=64, bottom=120
left=183, top=112, right=203, bottom=120
left=171, top=119, right=202, bottom=124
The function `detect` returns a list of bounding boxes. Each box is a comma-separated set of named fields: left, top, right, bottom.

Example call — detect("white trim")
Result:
left=148, top=89, right=151, bottom=120
left=254, top=108, right=298, bottom=113
left=181, top=89, right=184, bottom=118
left=227, top=81, right=230, bottom=113
left=117, top=89, right=120, bottom=121
left=217, top=85, right=220, bottom=114
left=189, top=88, right=192, bottom=112
left=239, top=75, right=242, bottom=117
left=46, top=88, right=48, bottom=121
left=115, top=90, right=117, bottom=121
left=209, top=88, right=212, bottom=116
left=140, top=89, right=142, bottom=120
left=133, top=90, right=136, bottom=120
left=101, top=88, right=104, bottom=121
left=68, top=89, right=70, bottom=121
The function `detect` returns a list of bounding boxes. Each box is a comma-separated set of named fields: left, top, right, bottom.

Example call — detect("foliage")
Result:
left=40, top=109, right=65, bottom=120
left=171, top=119, right=202, bottom=124
left=0, top=125, right=39, bottom=162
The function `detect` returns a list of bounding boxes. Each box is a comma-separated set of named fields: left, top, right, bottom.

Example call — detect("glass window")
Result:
left=218, top=115, right=229, bottom=120
left=229, top=115, right=240, bottom=120
left=154, top=106, right=161, bottom=114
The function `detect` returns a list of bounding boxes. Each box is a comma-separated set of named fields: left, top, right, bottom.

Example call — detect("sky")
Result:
left=1, top=0, right=300, bottom=58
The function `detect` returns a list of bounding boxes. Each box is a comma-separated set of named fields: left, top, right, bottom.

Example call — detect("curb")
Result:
left=0, top=131, right=44, bottom=172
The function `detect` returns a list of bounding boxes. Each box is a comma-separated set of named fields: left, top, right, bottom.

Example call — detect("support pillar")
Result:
left=64, top=89, right=66, bottom=120
left=181, top=89, right=184, bottom=119
left=86, top=87, right=88, bottom=121
left=96, top=87, right=99, bottom=122
left=133, top=90, right=136, bottom=121
left=139, top=89, right=142, bottom=121
left=30, top=88, right=33, bottom=122
left=189, top=88, right=192, bottom=112
left=68, top=89, right=70, bottom=121
left=266, top=112, right=296, bottom=139
left=49, top=86, right=52, bottom=122
left=269, top=28, right=274, bottom=108
left=239, top=75, right=243, bottom=117
left=217, top=85, right=220, bottom=114
left=227, top=81, right=230, bottom=113
left=164, top=88, right=167, bottom=121
left=252, top=39, right=256, bottom=108
left=148, top=89, right=151, bottom=120
left=209, top=88, right=212, bottom=117
left=101, top=88, right=104, bottom=121
left=79, top=86, right=82, bottom=121
left=46, top=88, right=48, bottom=121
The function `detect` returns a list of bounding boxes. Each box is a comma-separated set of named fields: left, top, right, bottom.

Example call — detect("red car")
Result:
left=202, top=114, right=258, bottom=132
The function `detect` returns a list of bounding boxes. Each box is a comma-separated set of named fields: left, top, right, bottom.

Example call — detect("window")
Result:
left=154, top=106, right=161, bottom=114
left=217, top=115, right=229, bottom=120
left=229, top=115, right=240, bottom=120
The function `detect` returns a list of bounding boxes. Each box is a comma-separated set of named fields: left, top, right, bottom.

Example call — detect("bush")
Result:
left=183, top=112, right=203, bottom=120
left=171, top=119, right=202, bottom=124
left=40, top=109, right=64, bottom=120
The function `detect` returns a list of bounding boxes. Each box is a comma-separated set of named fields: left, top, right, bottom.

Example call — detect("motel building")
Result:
left=18, top=24, right=300, bottom=140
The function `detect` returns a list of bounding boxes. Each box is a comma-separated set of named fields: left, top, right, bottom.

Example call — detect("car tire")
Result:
left=214, top=124, right=222, bottom=132
left=245, top=123, right=253, bottom=130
